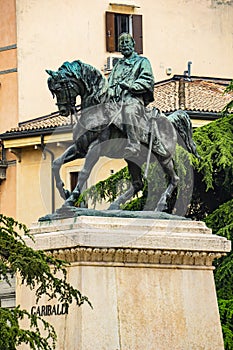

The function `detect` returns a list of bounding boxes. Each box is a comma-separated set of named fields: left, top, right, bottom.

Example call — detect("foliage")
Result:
left=222, top=79, right=233, bottom=115
left=0, top=214, right=91, bottom=350
left=0, top=307, right=56, bottom=350
left=187, top=113, right=233, bottom=220
left=205, top=199, right=233, bottom=241
left=218, top=299, right=233, bottom=350
left=204, top=78, right=233, bottom=350
left=205, top=199, right=233, bottom=299
left=76, top=166, right=131, bottom=208
left=204, top=200, right=233, bottom=349
left=192, top=114, right=233, bottom=190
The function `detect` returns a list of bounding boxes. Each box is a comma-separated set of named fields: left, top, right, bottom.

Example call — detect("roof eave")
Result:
left=164, top=110, right=221, bottom=119
left=0, top=125, right=72, bottom=141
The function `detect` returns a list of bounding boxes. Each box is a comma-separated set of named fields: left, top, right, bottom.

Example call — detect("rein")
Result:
left=58, top=77, right=80, bottom=125
left=64, top=77, right=125, bottom=130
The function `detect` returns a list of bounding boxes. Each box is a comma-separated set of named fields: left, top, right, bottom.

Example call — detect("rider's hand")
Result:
left=119, top=82, right=130, bottom=90
left=108, top=88, right=115, bottom=99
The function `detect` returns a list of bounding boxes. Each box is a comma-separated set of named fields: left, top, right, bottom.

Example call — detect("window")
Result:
left=114, top=14, right=131, bottom=50
left=106, top=12, right=143, bottom=53
left=0, top=276, right=16, bottom=309
left=70, top=171, right=80, bottom=192
left=70, top=171, right=88, bottom=208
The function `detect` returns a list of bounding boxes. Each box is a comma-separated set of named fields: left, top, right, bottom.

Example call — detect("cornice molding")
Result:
left=49, top=246, right=225, bottom=267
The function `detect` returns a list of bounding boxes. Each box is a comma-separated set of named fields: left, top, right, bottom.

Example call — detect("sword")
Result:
left=144, top=108, right=159, bottom=179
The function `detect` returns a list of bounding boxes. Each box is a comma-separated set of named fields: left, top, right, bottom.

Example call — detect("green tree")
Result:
left=205, top=200, right=233, bottom=349
left=187, top=113, right=233, bottom=220
left=199, top=80, right=233, bottom=350
left=0, top=214, right=90, bottom=350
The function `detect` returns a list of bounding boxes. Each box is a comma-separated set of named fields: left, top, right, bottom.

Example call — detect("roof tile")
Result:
left=9, top=114, right=72, bottom=133
left=151, top=78, right=233, bottom=113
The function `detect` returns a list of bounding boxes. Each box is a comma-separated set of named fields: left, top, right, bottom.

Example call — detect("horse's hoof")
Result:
left=64, top=189, right=71, bottom=199
left=155, top=203, right=168, bottom=212
left=62, top=200, right=75, bottom=209
left=108, top=203, right=120, bottom=210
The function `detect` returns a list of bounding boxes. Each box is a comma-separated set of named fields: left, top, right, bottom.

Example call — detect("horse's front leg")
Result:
left=155, top=158, right=179, bottom=212
left=52, top=143, right=79, bottom=200
left=62, top=140, right=101, bottom=207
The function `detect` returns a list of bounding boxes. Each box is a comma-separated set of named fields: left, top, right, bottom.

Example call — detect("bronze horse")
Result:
left=46, top=60, right=199, bottom=213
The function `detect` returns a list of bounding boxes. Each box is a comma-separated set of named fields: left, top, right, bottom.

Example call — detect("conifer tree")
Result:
left=0, top=214, right=90, bottom=350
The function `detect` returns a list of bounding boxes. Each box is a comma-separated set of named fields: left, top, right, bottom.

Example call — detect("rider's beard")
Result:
left=120, top=46, right=134, bottom=58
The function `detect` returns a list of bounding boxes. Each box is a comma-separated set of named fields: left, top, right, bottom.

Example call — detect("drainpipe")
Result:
left=0, top=140, right=8, bottom=182
left=183, top=61, right=192, bottom=80
left=40, top=135, right=55, bottom=213
left=187, top=61, right=192, bottom=78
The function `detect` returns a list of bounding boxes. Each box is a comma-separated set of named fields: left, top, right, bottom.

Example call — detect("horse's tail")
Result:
left=166, top=110, right=200, bottom=159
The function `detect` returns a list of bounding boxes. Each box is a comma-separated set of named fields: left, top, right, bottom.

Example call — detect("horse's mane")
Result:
left=59, top=60, right=109, bottom=108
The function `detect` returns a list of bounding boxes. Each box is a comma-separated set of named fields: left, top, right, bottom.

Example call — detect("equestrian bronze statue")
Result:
left=46, top=57, right=199, bottom=215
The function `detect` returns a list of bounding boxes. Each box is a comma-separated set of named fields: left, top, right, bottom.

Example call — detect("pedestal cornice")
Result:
left=28, top=216, right=231, bottom=268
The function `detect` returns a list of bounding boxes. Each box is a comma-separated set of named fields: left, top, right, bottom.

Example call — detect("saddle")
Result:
left=109, top=105, right=166, bottom=152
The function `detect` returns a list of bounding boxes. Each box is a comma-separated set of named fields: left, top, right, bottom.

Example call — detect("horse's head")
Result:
left=46, top=66, right=82, bottom=116
left=47, top=60, right=109, bottom=115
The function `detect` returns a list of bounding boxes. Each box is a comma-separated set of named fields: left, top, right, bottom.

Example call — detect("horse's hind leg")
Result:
left=108, top=160, right=144, bottom=210
left=155, top=158, right=179, bottom=212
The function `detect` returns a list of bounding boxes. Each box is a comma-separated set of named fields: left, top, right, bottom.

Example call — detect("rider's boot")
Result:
left=124, top=121, right=141, bottom=158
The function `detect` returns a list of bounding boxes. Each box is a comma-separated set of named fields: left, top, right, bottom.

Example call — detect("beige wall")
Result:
left=143, top=0, right=233, bottom=80
left=0, top=72, right=18, bottom=133
left=0, top=0, right=18, bottom=216
left=16, top=0, right=233, bottom=122
left=0, top=0, right=17, bottom=46
left=0, top=153, right=16, bottom=218
left=16, top=147, right=52, bottom=225
left=0, top=0, right=18, bottom=133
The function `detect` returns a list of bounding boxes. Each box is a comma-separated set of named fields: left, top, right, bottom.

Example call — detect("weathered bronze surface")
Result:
left=108, top=33, right=155, bottom=157
left=39, top=208, right=188, bottom=222
left=43, top=33, right=199, bottom=221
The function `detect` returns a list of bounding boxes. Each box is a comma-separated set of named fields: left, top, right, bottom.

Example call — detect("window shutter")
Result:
left=132, top=15, right=143, bottom=54
left=106, top=12, right=116, bottom=52
left=70, top=172, right=79, bottom=192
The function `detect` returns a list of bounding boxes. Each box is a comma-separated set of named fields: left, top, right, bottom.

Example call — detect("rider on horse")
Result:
left=108, top=32, right=167, bottom=157
left=45, top=52, right=199, bottom=215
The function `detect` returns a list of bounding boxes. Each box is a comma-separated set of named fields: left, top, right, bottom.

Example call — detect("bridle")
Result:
left=53, top=74, right=81, bottom=123
left=51, top=70, right=126, bottom=130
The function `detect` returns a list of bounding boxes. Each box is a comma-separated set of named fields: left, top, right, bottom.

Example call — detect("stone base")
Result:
left=17, top=216, right=231, bottom=350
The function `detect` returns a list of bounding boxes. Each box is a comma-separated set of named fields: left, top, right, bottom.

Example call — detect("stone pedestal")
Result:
left=17, top=216, right=231, bottom=350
